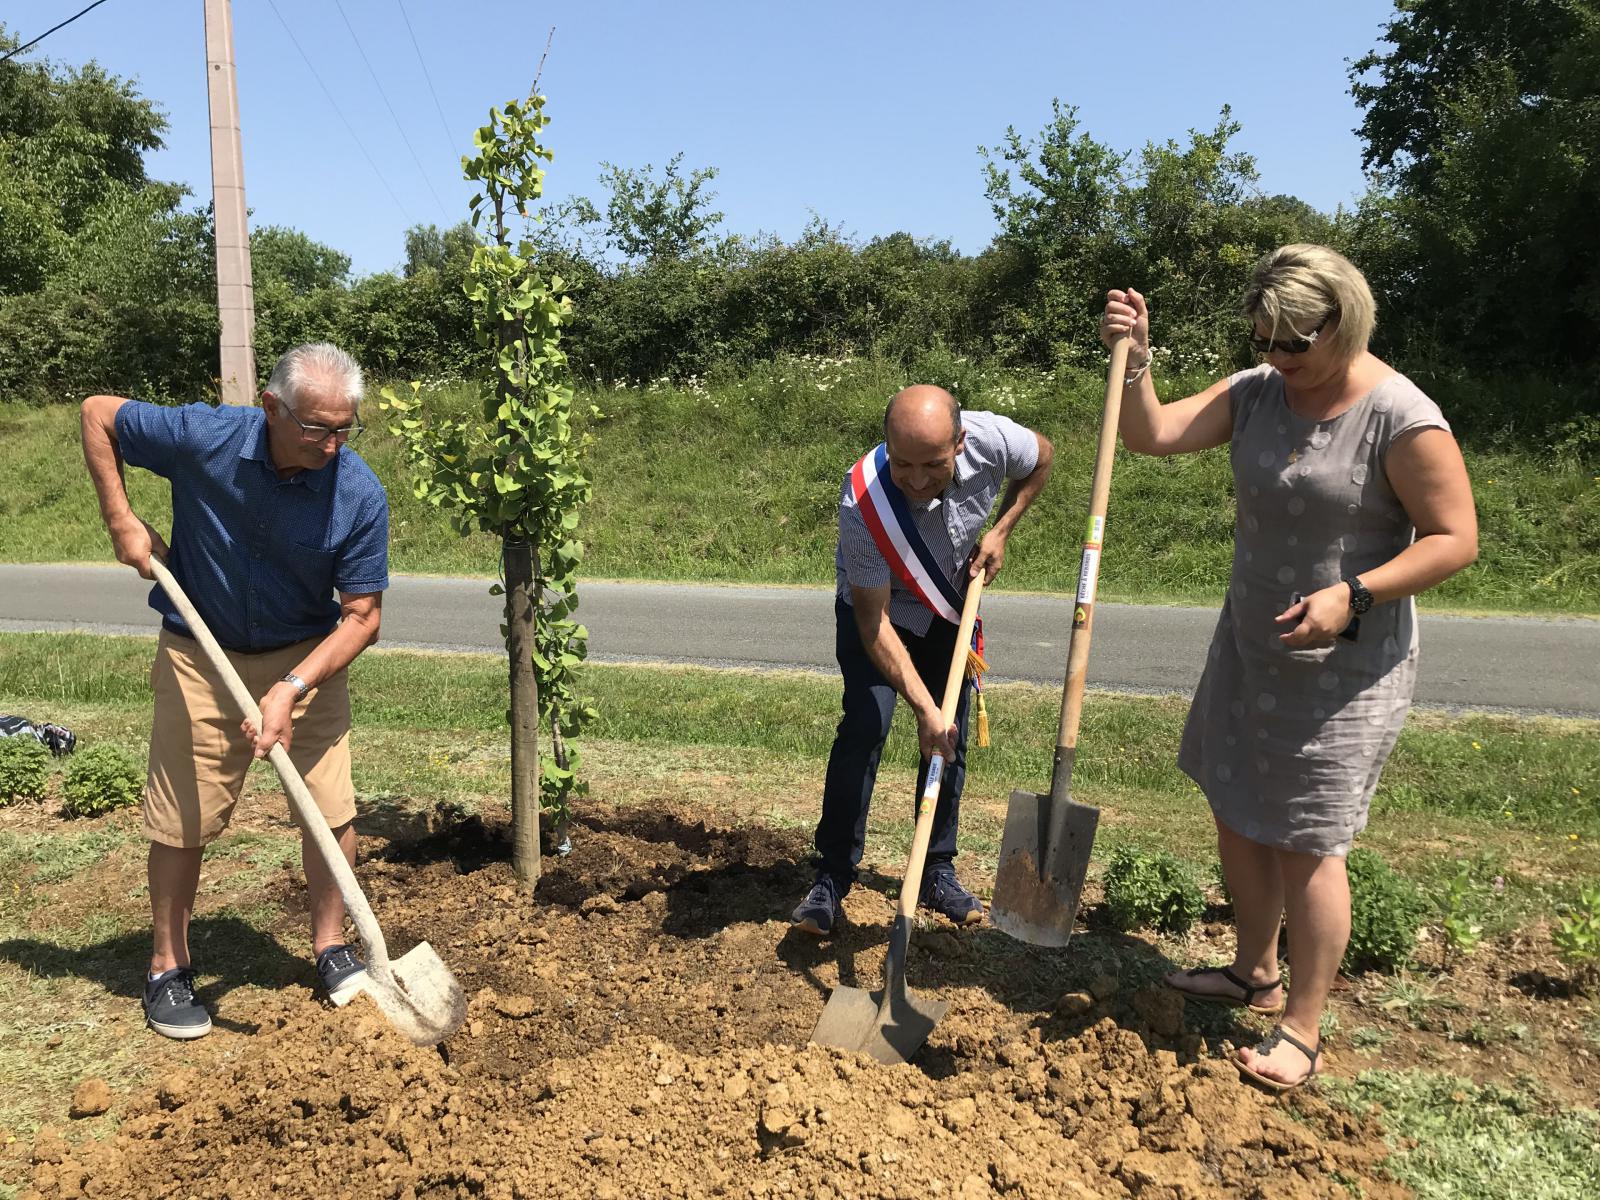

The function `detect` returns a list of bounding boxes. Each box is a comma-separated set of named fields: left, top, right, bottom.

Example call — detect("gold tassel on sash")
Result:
left=966, top=644, right=991, bottom=748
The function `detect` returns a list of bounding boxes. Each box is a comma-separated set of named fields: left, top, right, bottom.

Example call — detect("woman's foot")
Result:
left=1236, top=1022, right=1320, bottom=1091
left=1164, top=964, right=1284, bottom=1014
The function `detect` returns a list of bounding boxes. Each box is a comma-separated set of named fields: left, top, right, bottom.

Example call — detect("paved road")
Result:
left=3, top=564, right=1597, bottom=716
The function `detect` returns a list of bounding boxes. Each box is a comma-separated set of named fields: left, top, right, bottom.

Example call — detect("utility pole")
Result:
left=204, top=0, right=256, bottom=405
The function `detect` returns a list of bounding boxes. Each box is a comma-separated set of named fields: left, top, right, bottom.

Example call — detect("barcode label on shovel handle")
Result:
left=1076, top=547, right=1101, bottom=605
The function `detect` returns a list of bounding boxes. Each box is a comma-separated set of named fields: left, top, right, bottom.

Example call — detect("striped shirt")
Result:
left=116, top=401, right=389, bottom=651
left=835, top=411, right=1040, bottom=636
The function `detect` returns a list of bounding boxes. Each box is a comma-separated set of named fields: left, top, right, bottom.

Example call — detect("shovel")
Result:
left=989, top=336, right=1131, bottom=947
left=150, top=559, right=467, bottom=1046
left=810, top=573, right=985, bottom=1064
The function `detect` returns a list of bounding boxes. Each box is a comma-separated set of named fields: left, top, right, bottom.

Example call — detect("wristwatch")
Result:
left=281, top=672, right=311, bottom=701
left=1343, top=576, right=1374, bottom=616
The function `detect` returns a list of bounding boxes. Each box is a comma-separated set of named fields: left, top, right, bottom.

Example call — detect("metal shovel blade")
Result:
left=989, top=787, right=1099, bottom=948
left=810, top=916, right=948, bottom=1065
left=333, top=941, right=468, bottom=1047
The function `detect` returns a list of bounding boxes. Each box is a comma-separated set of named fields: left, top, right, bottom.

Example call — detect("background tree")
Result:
left=0, top=26, right=215, bottom=403
left=598, top=152, right=722, bottom=264
left=403, top=220, right=479, bottom=279
left=979, top=100, right=1124, bottom=365
left=1349, top=0, right=1600, bottom=380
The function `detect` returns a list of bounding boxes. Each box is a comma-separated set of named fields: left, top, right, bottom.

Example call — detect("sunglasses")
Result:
left=1249, top=315, right=1333, bottom=356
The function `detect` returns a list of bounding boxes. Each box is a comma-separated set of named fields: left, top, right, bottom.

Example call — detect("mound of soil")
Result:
left=24, top=806, right=1402, bottom=1200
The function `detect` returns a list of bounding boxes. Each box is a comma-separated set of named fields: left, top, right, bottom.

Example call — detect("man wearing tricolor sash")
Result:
left=793, top=385, right=1053, bottom=935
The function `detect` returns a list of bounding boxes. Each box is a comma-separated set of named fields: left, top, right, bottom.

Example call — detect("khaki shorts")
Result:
left=144, top=629, right=358, bottom=848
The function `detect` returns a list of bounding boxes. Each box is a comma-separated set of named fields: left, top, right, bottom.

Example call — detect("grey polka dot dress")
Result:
left=1177, top=365, right=1451, bottom=856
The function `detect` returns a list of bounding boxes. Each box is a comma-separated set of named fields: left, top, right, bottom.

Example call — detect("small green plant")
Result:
left=1551, top=885, right=1600, bottom=994
left=0, top=737, right=51, bottom=803
left=60, top=744, right=142, bottom=818
left=1345, top=848, right=1425, bottom=974
left=1348, top=1025, right=1393, bottom=1051
left=1103, top=843, right=1205, bottom=934
left=1438, top=859, right=1486, bottom=969
left=1376, top=973, right=1462, bottom=1031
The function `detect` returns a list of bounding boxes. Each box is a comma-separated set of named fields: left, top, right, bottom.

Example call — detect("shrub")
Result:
left=1551, top=885, right=1600, bottom=994
left=1345, top=848, right=1425, bottom=973
left=0, top=737, right=51, bottom=803
left=1103, top=843, right=1206, bottom=934
left=61, top=744, right=143, bottom=818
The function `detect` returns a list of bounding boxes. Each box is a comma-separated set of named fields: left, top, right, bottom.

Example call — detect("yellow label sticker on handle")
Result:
left=919, top=755, right=945, bottom=816
left=1085, top=515, right=1105, bottom=548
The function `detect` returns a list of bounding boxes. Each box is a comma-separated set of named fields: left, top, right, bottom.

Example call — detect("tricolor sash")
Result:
left=849, top=443, right=965, bottom=624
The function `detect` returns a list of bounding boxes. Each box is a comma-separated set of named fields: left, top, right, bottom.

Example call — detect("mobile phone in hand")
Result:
left=1290, top=592, right=1360, bottom=642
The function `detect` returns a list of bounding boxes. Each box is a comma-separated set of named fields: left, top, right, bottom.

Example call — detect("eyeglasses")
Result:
left=1249, top=315, right=1333, bottom=356
left=276, top=400, right=364, bottom=445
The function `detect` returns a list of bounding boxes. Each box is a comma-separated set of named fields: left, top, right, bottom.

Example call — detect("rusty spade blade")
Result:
left=990, top=785, right=1099, bottom=948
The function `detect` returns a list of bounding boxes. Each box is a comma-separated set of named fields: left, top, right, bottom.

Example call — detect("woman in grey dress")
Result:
left=1100, top=245, right=1478, bottom=1090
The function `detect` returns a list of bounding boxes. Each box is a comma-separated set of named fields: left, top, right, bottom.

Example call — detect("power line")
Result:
left=1, top=0, right=115, bottom=63
left=395, top=0, right=458, bottom=167
left=330, top=0, right=450, bottom=223
left=261, top=0, right=413, bottom=225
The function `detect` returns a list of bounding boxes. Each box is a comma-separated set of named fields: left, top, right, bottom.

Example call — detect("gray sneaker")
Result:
left=315, top=944, right=369, bottom=1007
left=143, top=967, right=212, bottom=1040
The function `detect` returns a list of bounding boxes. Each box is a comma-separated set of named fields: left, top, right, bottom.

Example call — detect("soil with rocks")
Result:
left=23, top=805, right=1404, bottom=1200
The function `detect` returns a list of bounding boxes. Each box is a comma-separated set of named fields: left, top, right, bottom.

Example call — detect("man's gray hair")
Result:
left=264, top=343, right=364, bottom=410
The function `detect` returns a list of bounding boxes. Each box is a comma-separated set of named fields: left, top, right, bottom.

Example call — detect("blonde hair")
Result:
left=1241, top=244, right=1375, bottom=363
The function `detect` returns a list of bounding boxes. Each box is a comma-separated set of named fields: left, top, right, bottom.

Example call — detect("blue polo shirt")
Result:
left=115, top=401, right=390, bottom=651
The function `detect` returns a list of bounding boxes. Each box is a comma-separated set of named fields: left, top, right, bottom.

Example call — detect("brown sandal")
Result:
left=1235, top=1024, right=1320, bottom=1093
left=1167, top=965, right=1285, bottom=1015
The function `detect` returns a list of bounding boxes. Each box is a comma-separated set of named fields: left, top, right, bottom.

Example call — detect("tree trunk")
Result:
left=503, top=537, right=541, bottom=887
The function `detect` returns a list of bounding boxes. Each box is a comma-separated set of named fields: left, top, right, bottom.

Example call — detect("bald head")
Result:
left=883, top=385, right=960, bottom=447
left=881, top=385, right=965, bottom=503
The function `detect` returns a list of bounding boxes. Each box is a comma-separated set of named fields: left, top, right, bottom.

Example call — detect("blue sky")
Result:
left=7, top=1, right=1398, bottom=276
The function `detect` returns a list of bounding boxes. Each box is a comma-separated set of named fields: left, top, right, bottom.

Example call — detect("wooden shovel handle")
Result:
left=897, top=573, right=985, bottom=920
left=1050, top=336, right=1131, bottom=802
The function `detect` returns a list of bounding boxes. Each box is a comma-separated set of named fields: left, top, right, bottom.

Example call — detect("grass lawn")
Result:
left=3, top=354, right=1596, bottom=613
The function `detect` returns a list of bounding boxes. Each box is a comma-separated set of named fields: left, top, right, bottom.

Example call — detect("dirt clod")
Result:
left=66, top=1082, right=109, bottom=1120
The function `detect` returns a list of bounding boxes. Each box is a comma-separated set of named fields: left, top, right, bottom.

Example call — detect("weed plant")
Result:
left=1346, top=848, right=1426, bottom=973
left=1552, top=885, right=1600, bottom=994
left=0, top=737, right=50, bottom=803
left=60, top=744, right=142, bottom=818
left=1323, top=1070, right=1600, bottom=1200
left=1436, top=859, right=1487, bottom=969
left=1102, top=843, right=1205, bottom=934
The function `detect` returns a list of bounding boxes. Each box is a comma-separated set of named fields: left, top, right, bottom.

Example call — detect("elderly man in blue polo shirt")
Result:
left=792, top=385, right=1053, bottom=935
left=81, top=343, right=388, bottom=1040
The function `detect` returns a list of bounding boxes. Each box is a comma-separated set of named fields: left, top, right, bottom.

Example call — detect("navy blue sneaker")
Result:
left=791, top=875, right=845, bottom=936
left=143, top=967, right=212, bottom=1040
left=920, top=866, right=985, bottom=926
left=315, top=944, right=369, bottom=1007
